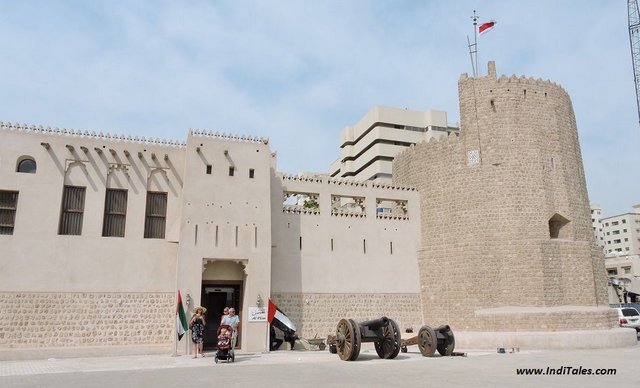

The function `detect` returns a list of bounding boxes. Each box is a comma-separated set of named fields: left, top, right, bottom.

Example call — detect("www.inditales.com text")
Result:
left=516, top=366, right=616, bottom=376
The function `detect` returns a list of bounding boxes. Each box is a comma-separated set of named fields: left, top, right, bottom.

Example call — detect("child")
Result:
left=217, top=327, right=231, bottom=348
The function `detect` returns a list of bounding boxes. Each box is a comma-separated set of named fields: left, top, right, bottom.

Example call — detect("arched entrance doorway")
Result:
left=201, top=259, right=245, bottom=349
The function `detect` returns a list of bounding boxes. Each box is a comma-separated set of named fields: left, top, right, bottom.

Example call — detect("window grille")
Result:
left=59, top=186, right=86, bottom=235
left=144, top=191, right=167, bottom=239
left=102, top=189, right=127, bottom=237
left=0, top=190, right=19, bottom=235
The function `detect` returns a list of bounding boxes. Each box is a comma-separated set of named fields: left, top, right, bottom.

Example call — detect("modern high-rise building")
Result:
left=600, top=204, right=640, bottom=256
left=329, top=106, right=458, bottom=183
left=590, top=203, right=605, bottom=249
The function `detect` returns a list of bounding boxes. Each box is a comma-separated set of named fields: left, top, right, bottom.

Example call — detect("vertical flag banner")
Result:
left=479, top=20, right=496, bottom=35
left=176, top=291, right=188, bottom=340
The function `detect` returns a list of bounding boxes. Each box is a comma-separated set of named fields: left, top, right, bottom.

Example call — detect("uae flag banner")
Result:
left=268, top=299, right=296, bottom=334
left=479, top=20, right=496, bottom=35
left=176, top=291, right=188, bottom=340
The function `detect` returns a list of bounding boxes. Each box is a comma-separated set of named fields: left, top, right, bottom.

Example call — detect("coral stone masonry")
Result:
left=393, top=62, right=624, bottom=347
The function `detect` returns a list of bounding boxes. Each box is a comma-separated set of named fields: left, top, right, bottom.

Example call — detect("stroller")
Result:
left=214, top=324, right=235, bottom=363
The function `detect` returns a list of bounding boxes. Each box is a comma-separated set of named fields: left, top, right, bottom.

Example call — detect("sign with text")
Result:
left=248, top=307, right=267, bottom=322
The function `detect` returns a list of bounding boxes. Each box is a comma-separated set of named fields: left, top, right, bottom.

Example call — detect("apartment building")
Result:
left=597, top=204, right=640, bottom=303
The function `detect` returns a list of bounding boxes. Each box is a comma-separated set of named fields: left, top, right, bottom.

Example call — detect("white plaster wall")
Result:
left=270, top=175, right=421, bottom=294
left=0, top=129, right=183, bottom=292
left=175, top=133, right=273, bottom=352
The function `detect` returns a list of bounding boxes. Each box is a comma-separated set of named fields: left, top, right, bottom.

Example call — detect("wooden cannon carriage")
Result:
left=329, top=316, right=401, bottom=361
left=401, top=324, right=455, bottom=357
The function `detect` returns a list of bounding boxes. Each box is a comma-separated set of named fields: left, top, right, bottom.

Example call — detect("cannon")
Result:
left=400, top=324, right=455, bottom=357
left=332, top=317, right=401, bottom=361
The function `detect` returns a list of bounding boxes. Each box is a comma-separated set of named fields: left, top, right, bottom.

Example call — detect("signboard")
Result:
left=248, top=307, right=267, bottom=322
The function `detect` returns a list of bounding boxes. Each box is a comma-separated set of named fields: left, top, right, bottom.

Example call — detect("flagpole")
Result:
left=473, top=10, right=479, bottom=77
left=172, top=291, right=178, bottom=357
left=467, top=10, right=479, bottom=77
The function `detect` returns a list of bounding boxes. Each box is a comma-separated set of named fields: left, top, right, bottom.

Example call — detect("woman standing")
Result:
left=190, top=306, right=207, bottom=358
left=221, top=307, right=240, bottom=348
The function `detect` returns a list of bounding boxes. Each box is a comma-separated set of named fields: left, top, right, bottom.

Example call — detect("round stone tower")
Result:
left=393, top=62, right=634, bottom=348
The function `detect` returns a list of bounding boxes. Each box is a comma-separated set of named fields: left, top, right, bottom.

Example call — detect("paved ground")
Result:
left=1, top=343, right=639, bottom=388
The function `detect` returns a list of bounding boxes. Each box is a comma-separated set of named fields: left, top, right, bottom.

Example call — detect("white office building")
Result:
left=329, top=106, right=458, bottom=183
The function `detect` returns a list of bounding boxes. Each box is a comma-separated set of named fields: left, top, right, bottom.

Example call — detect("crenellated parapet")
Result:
left=189, top=128, right=269, bottom=145
left=0, top=121, right=186, bottom=147
left=280, top=173, right=324, bottom=183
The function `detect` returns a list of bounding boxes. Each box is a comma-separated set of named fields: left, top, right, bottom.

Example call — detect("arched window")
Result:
left=16, top=157, right=36, bottom=174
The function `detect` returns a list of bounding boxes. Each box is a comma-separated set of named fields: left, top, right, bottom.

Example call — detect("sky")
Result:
left=0, top=1, right=638, bottom=217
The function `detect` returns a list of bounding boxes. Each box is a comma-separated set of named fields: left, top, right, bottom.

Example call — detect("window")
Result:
left=228, top=167, right=235, bottom=176
left=612, top=230, right=620, bottom=235
left=0, top=190, right=19, bottom=235
left=16, top=157, right=36, bottom=173
left=614, top=239, right=621, bottom=244
left=206, top=165, right=212, bottom=175
left=548, top=213, right=570, bottom=239
left=144, top=191, right=167, bottom=239
left=622, top=219, right=627, bottom=224
left=59, top=186, right=86, bottom=235
left=623, top=229, right=627, bottom=233
left=249, top=168, right=255, bottom=179
left=102, top=189, right=127, bottom=237
left=612, top=221, right=619, bottom=226
left=607, top=268, right=617, bottom=275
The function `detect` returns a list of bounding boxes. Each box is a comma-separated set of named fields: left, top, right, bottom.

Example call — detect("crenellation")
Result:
left=1, top=120, right=187, bottom=147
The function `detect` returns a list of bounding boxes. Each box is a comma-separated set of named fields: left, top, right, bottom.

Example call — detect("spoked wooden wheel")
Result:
left=336, top=318, right=361, bottom=361
left=374, top=319, right=401, bottom=359
left=436, top=327, right=455, bottom=356
left=417, top=325, right=437, bottom=357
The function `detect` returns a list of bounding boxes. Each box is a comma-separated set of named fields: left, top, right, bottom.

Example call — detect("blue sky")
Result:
left=0, top=1, right=637, bottom=216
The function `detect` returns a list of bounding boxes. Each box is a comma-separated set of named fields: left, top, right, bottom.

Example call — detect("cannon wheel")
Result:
left=417, top=325, right=437, bottom=357
left=348, top=319, right=361, bottom=361
left=437, top=327, right=455, bottom=356
left=336, top=319, right=360, bottom=361
left=374, top=318, right=401, bottom=359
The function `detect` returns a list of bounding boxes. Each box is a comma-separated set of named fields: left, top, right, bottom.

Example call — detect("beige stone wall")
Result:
left=0, top=292, right=173, bottom=349
left=393, top=62, right=612, bottom=332
left=271, top=293, right=423, bottom=339
left=472, top=307, right=617, bottom=332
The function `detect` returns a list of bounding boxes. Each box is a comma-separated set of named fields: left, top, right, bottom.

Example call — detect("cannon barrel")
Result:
left=359, top=316, right=389, bottom=330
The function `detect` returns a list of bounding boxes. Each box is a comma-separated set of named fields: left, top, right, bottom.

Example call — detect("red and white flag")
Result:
left=479, top=20, right=496, bottom=35
left=268, top=299, right=296, bottom=334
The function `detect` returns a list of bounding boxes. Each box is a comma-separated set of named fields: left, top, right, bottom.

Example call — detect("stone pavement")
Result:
left=1, top=343, right=639, bottom=387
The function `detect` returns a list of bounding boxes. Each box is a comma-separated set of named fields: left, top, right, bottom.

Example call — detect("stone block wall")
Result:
left=0, top=292, right=173, bottom=349
left=473, top=307, right=618, bottom=332
left=393, top=62, right=613, bottom=332
left=271, top=293, right=423, bottom=338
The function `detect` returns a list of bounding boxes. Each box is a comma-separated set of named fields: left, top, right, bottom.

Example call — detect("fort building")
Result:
left=0, top=61, right=635, bottom=360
